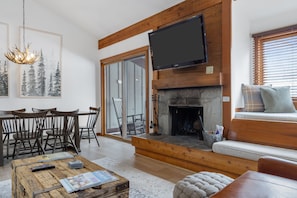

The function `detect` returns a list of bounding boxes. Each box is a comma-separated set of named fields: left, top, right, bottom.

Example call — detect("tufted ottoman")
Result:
left=173, top=171, right=234, bottom=198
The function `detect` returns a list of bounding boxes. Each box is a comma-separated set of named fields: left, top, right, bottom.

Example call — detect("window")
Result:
left=253, top=25, right=297, bottom=98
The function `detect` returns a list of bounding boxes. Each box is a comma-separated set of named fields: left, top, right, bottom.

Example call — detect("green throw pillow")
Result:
left=260, top=86, right=296, bottom=113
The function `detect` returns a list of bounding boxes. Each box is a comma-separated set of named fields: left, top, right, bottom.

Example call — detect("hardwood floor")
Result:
left=0, top=136, right=195, bottom=183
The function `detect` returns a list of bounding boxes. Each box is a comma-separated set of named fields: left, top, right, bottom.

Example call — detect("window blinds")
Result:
left=253, top=29, right=297, bottom=97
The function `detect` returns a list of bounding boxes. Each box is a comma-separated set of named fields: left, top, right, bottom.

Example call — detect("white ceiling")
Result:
left=33, top=0, right=297, bottom=40
left=234, top=0, right=297, bottom=22
left=33, top=0, right=184, bottom=40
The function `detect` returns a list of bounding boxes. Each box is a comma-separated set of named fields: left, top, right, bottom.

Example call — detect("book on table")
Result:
left=38, top=152, right=74, bottom=162
left=60, top=170, right=119, bottom=193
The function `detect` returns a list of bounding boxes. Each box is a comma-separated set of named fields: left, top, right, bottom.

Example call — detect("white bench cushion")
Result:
left=212, top=140, right=297, bottom=162
left=234, top=112, right=297, bottom=122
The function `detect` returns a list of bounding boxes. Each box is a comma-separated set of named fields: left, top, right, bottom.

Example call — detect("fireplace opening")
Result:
left=169, top=105, right=203, bottom=139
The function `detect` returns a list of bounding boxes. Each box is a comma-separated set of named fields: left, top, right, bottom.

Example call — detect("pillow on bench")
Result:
left=241, top=84, right=270, bottom=112
left=241, top=84, right=296, bottom=113
left=260, top=86, right=296, bottom=113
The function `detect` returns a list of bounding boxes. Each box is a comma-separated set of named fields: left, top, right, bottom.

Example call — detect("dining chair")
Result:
left=44, top=109, right=79, bottom=154
left=79, top=107, right=100, bottom=147
left=32, top=107, right=57, bottom=140
left=11, top=111, right=47, bottom=159
left=0, top=108, right=26, bottom=159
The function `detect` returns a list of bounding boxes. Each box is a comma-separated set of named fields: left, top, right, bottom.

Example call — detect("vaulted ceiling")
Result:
left=33, top=0, right=297, bottom=40
left=33, top=0, right=184, bottom=39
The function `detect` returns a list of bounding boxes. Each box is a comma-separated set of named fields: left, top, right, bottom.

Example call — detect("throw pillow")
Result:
left=241, top=84, right=271, bottom=112
left=260, top=86, right=296, bottom=113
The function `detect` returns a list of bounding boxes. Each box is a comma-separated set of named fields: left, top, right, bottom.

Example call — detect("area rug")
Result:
left=93, top=157, right=175, bottom=198
left=0, top=180, right=10, bottom=198
left=0, top=157, right=174, bottom=198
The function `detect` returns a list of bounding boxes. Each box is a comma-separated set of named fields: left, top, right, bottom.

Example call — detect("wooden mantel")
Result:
left=152, top=72, right=223, bottom=90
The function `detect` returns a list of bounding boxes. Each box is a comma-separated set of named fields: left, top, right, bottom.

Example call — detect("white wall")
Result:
left=231, top=0, right=297, bottom=117
left=250, top=6, right=297, bottom=34
left=0, top=0, right=99, bottom=122
left=231, top=1, right=251, bottom=117
left=99, top=31, right=151, bottom=59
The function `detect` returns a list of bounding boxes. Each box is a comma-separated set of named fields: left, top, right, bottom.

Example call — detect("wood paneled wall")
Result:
left=153, top=3, right=222, bottom=88
left=98, top=0, right=232, bottom=134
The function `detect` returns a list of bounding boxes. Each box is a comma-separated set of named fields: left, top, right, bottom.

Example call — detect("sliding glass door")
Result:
left=104, top=55, right=146, bottom=139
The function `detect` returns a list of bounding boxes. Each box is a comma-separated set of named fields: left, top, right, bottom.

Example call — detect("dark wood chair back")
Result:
left=32, top=107, right=57, bottom=114
left=32, top=107, right=57, bottom=131
left=0, top=108, right=26, bottom=159
left=44, top=109, right=79, bottom=153
left=50, top=109, right=79, bottom=135
left=11, top=111, right=47, bottom=158
left=86, top=107, right=100, bottom=129
left=79, top=107, right=101, bottom=146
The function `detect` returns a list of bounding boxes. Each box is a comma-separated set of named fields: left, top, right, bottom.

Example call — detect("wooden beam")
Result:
left=221, top=0, right=232, bottom=136
left=98, top=0, right=222, bottom=49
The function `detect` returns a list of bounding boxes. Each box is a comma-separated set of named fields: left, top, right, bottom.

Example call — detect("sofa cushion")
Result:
left=260, top=86, right=296, bottom=113
left=212, top=140, right=297, bottom=162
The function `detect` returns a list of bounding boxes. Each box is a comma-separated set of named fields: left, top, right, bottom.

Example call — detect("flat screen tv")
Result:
left=148, top=14, right=208, bottom=70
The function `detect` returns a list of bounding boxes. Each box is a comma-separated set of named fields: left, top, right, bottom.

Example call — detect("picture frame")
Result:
left=19, top=27, right=62, bottom=98
left=0, top=22, right=9, bottom=97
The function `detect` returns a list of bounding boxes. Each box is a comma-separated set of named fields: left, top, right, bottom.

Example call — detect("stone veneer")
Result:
left=157, top=86, right=222, bottom=135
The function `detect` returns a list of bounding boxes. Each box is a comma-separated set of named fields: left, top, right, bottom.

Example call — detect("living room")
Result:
left=1, top=0, right=297, bottom=134
left=1, top=0, right=297, bottom=197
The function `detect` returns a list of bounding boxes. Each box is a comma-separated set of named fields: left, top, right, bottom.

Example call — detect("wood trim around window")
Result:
left=253, top=24, right=297, bottom=38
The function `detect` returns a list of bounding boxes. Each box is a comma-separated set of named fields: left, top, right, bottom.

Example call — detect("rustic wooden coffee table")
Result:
left=11, top=152, right=129, bottom=197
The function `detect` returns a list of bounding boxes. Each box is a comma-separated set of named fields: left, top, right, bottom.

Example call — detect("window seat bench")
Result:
left=212, top=116, right=297, bottom=163
left=213, top=140, right=297, bottom=162
left=132, top=113, right=297, bottom=178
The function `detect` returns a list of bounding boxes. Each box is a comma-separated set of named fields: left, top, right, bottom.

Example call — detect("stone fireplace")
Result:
left=169, top=105, right=203, bottom=138
left=157, top=86, right=222, bottom=136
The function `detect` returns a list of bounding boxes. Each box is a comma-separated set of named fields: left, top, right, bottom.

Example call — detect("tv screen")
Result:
left=148, top=14, right=208, bottom=70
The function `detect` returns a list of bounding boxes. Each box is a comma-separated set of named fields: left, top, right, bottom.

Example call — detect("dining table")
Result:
left=0, top=111, right=95, bottom=166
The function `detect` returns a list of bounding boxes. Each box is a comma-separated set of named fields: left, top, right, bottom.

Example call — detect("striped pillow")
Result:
left=241, top=84, right=271, bottom=112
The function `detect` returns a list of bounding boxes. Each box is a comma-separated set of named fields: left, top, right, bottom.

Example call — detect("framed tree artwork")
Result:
left=19, top=27, right=62, bottom=97
left=0, top=22, right=9, bottom=97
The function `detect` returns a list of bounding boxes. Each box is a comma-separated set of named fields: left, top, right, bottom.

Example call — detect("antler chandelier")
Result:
left=5, top=0, right=39, bottom=64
